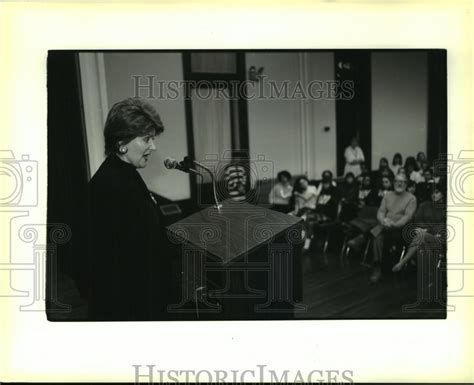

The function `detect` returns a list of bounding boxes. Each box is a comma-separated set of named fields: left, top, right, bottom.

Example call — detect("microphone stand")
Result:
left=191, top=160, right=222, bottom=212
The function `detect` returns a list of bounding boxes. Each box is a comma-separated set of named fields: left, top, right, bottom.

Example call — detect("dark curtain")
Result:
left=427, top=50, right=447, bottom=162
left=47, top=51, right=89, bottom=309
left=335, top=50, right=372, bottom=176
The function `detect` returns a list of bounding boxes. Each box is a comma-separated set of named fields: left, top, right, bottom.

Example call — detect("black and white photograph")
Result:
left=2, top=2, right=473, bottom=383
left=47, top=49, right=448, bottom=321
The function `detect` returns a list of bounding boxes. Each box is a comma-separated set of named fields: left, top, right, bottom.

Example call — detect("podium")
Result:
left=166, top=200, right=306, bottom=320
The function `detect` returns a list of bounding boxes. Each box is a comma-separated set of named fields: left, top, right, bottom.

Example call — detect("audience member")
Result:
left=391, top=153, right=403, bottom=176
left=369, top=174, right=417, bottom=283
left=268, top=170, right=293, bottom=213
left=416, top=151, right=427, bottom=170
left=405, top=156, right=423, bottom=184
left=291, top=176, right=319, bottom=252
left=392, top=182, right=446, bottom=272
left=372, top=157, right=394, bottom=187
left=344, top=137, right=365, bottom=177
left=314, top=172, right=339, bottom=223
left=338, top=172, right=359, bottom=221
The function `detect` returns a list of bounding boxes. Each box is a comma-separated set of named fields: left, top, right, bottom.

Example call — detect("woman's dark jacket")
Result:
left=83, top=155, right=170, bottom=321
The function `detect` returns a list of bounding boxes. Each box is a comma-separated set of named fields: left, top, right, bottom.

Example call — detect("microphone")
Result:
left=164, top=157, right=189, bottom=172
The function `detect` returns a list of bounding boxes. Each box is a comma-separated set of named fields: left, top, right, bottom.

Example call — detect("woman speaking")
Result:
left=85, top=97, right=168, bottom=321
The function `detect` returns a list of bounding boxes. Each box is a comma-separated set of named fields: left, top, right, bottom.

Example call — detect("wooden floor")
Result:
left=295, top=240, right=446, bottom=320
left=49, top=244, right=446, bottom=321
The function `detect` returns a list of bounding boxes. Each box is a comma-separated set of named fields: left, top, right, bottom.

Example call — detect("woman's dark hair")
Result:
left=293, top=176, right=310, bottom=194
left=433, top=179, right=447, bottom=198
left=392, top=152, right=403, bottom=166
left=322, top=170, right=333, bottom=181
left=360, top=172, right=372, bottom=188
left=381, top=175, right=393, bottom=188
left=104, top=97, right=164, bottom=156
left=277, top=170, right=292, bottom=182
left=344, top=172, right=355, bottom=181
left=379, top=157, right=389, bottom=169
left=407, top=180, right=416, bottom=190
left=404, top=156, right=419, bottom=171
left=417, top=151, right=426, bottom=162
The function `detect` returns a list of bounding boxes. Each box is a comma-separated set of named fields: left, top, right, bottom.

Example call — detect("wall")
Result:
left=246, top=52, right=337, bottom=180
left=80, top=51, right=429, bottom=198
left=371, top=51, right=428, bottom=169
left=306, top=52, right=337, bottom=178
left=80, top=52, right=191, bottom=200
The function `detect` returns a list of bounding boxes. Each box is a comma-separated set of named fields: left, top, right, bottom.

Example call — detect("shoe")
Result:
left=392, top=262, right=403, bottom=273
left=370, top=266, right=382, bottom=283
left=348, top=234, right=365, bottom=253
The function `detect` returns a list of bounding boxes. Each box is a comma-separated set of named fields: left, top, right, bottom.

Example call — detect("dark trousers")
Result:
left=372, top=226, right=403, bottom=263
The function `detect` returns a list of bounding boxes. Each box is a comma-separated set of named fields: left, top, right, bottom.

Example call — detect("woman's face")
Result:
left=362, top=177, right=371, bottom=188
left=380, top=159, right=388, bottom=169
left=382, top=177, right=392, bottom=190
left=299, top=179, right=309, bottom=190
left=280, top=175, right=289, bottom=184
left=432, top=189, right=443, bottom=203
left=398, top=167, right=406, bottom=175
left=120, top=134, right=157, bottom=168
left=346, top=175, right=354, bottom=185
left=417, top=152, right=426, bottom=161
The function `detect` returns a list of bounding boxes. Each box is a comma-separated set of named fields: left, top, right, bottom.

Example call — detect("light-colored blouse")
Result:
left=294, top=185, right=318, bottom=213
left=391, top=164, right=402, bottom=176
left=344, top=146, right=365, bottom=177
left=269, top=182, right=293, bottom=205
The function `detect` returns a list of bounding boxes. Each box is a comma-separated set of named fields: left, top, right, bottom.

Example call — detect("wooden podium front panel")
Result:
left=166, top=203, right=306, bottom=320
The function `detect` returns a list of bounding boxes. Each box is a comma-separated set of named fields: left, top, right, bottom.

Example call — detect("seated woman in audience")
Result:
left=397, top=166, right=407, bottom=178
left=315, top=169, right=337, bottom=195
left=391, top=153, right=403, bottom=176
left=314, top=172, right=339, bottom=223
left=345, top=173, right=380, bottom=252
left=367, top=174, right=393, bottom=207
left=357, top=162, right=369, bottom=184
left=338, top=172, right=359, bottom=221
left=344, top=137, right=365, bottom=177
left=416, top=151, right=427, bottom=170
left=372, top=157, right=394, bottom=187
left=407, top=179, right=417, bottom=198
left=358, top=173, right=378, bottom=208
left=419, top=160, right=430, bottom=175
left=392, top=181, right=446, bottom=272
left=415, top=168, right=435, bottom=203
left=405, top=156, right=423, bottom=184
left=268, top=170, right=293, bottom=213
left=290, top=176, right=319, bottom=251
